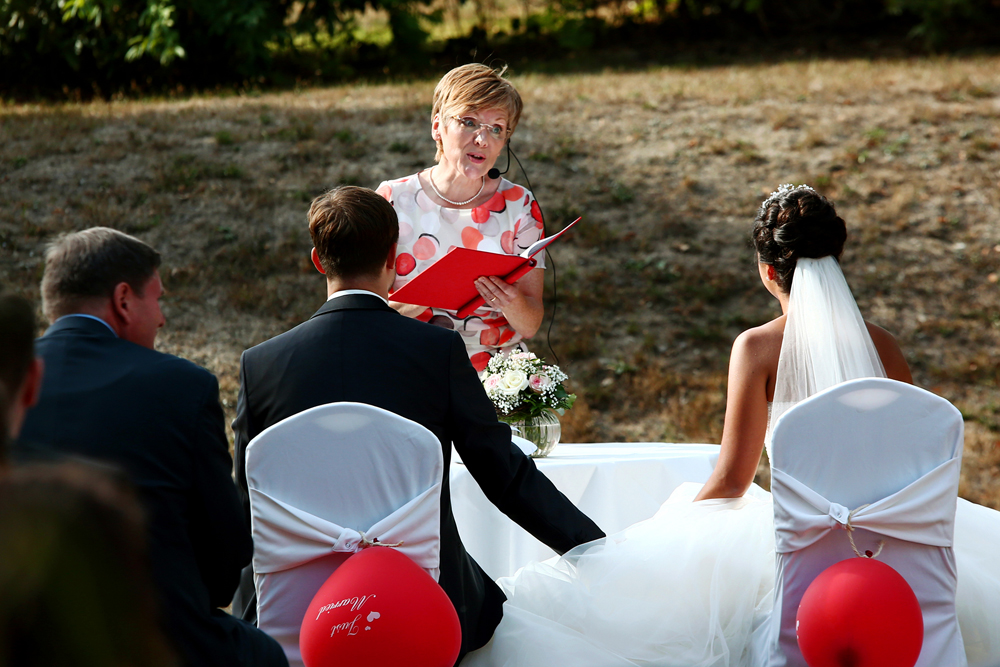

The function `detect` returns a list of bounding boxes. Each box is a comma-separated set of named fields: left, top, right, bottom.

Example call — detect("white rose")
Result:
left=499, top=369, right=529, bottom=396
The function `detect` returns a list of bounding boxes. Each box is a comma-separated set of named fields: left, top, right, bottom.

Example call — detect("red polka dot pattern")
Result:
left=395, top=253, right=416, bottom=276
left=500, top=230, right=514, bottom=254
left=462, top=226, right=484, bottom=249
left=472, top=192, right=507, bottom=224
left=480, top=328, right=501, bottom=346
left=530, top=200, right=543, bottom=225
left=413, top=235, right=439, bottom=260
left=377, top=174, right=545, bottom=366
left=470, top=352, right=492, bottom=373
left=502, top=185, right=524, bottom=201
left=471, top=206, right=490, bottom=225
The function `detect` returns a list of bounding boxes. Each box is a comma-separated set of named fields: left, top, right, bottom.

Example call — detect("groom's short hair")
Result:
left=309, top=187, right=399, bottom=279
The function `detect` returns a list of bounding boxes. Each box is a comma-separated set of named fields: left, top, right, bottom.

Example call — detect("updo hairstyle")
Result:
left=752, top=187, right=847, bottom=292
left=431, top=63, right=523, bottom=162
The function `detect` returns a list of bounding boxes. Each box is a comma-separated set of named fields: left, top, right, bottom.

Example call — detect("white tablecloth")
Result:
left=450, top=442, right=720, bottom=580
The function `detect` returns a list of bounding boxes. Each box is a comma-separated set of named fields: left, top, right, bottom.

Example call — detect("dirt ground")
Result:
left=2, top=56, right=998, bottom=506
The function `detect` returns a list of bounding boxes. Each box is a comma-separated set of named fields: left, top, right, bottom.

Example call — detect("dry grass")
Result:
left=2, top=55, right=998, bottom=506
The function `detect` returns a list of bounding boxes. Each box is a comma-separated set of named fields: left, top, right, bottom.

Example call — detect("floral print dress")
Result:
left=376, top=173, right=545, bottom=373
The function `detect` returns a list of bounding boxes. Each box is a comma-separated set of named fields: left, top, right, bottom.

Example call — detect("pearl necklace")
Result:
left=427, top=168, right=485, bottom=207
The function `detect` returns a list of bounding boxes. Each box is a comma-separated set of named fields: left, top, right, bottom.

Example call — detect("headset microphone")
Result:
left=484, top=139, right=562, bottom=365
left=487, top=142, right=512, bottom=179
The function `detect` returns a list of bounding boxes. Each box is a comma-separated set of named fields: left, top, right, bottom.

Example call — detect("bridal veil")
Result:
left=767, top=256, right=885, bottom=450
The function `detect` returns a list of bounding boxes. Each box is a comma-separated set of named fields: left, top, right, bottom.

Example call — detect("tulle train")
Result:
left=463, top=483, right=775, bottom=667
left=463, top=488, right=1000, bottom=667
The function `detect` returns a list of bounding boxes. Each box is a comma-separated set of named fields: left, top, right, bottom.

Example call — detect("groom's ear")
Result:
left=311, top=248, right=326, bottom=275
left=385, top=243, right=397, bottom=271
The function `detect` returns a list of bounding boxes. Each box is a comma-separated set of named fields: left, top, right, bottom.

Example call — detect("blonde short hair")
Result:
left=431, top=64, right=523, bottom=162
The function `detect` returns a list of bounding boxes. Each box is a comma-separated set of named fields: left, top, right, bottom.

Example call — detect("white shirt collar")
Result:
left=327, top=289, right=389, bottom=306
left=54, top=314, right=118, bottom=337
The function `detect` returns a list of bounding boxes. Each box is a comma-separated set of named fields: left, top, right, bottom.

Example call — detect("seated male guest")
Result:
left=232, top=186, right=606, bottom=662
left=14, top=228, right=287, bottom=667
left=0, top=292, right=43, bottom=450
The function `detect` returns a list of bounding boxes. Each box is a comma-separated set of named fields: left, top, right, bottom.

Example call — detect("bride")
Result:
left=694, top=183, right=910, bottom=504
left=462, top=185, right=1000, bottom=667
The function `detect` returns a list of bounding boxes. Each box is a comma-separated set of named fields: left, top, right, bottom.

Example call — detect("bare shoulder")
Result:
left=732, top=317, right=784, bottom=364
left=865, top=321, right=913, bottom=384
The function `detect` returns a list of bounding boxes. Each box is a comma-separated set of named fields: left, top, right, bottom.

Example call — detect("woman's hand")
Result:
left=475, top=276, right=518, bottom=309
left=475, top=268, right=545, bottom=338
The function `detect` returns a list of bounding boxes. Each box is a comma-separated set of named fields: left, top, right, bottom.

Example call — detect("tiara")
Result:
left=758, top=183, right=815, bottom=217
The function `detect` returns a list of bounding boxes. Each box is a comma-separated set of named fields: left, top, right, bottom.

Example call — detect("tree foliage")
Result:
left=1, top=0, right=996, bottom=98
left=0, top=0, right=432, bottom=96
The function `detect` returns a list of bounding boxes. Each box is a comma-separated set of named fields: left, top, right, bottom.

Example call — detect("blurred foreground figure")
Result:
left=0, top=292, right=42, bottom=452
left=0, top=386, right=7, bottom=454
left=14, top=228, right=287, bottom=667
left=0, top=463, right=176, bottom=667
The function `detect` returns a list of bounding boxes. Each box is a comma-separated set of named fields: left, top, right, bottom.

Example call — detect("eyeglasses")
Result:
left=450, top=115, right=508, bottom=141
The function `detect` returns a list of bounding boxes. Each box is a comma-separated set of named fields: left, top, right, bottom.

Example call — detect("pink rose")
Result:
left=483, top=374, right=502, bottom=392
left=511, top=352, right=536, bottom=361
left=528, top=374, right=552, bottom=393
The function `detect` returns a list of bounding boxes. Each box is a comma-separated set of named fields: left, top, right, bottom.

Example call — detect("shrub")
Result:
left=0, top=0, right=432, bottom=97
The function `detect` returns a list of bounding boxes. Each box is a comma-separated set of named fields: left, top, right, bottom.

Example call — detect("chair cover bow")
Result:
left=250, top=480, right=442, bottom=577
left=772, top=455, right=961, bottom=554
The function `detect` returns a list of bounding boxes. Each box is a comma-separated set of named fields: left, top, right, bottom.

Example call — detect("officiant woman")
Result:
left=377, top=63, right=546, bottom=374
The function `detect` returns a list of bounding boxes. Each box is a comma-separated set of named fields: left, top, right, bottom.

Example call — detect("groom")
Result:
left=232, top=186, right=604, bottom=660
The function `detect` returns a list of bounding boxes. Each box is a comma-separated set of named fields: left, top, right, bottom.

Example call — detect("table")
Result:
left=449, top=442, right=720, bottom=580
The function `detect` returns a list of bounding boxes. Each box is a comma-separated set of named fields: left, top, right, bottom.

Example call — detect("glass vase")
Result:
left=504, top=409, right=561, bottom=458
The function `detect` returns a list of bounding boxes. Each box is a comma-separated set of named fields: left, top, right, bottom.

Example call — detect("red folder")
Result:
left=390, top=217, right=580, bottom=319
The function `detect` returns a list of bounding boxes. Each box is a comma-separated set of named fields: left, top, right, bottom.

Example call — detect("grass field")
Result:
left=2, top=55, right=998, bottom=506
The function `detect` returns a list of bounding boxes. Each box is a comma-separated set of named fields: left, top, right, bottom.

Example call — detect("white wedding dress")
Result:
left=462, top=257, right=1000, bottom=667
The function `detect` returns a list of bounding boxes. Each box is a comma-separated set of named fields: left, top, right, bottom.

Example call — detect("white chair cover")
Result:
left=763, top=378, right=967, bottom=667
left=246, top=402, right=444, bottom=667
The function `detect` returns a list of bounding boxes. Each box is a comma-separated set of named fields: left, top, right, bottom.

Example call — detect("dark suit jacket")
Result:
left=232, top=293, right=605, bottom=658
left=15, top=316, right=253, bottom=667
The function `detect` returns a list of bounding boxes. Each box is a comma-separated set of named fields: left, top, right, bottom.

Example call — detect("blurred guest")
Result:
left=378, top=63, right=547, bottom=373
left=0, top=292, right=43, bottom=449
left=14, top=228, right=287, bottom=667
left=0, top=385, right=9, bottom=457
left=0, top=463, right=177, bottom=667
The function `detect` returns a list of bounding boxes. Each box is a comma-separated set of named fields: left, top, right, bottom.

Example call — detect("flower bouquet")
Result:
left=481, top=352, right=576, bottom=457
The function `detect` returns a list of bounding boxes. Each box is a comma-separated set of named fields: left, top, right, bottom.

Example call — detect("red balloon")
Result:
left=300, top=547, right=461, bottom=667
left=796, top=557, right=923, bottom=667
